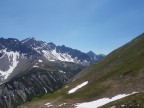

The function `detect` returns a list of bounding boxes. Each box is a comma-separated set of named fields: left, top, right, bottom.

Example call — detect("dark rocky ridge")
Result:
left=0, top=61, right=84, bottom=108
left=0, top=38, right=40, bottom=58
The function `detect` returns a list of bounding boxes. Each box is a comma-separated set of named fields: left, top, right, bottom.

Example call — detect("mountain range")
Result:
left=0, top=37, right=104, bottom=108
left=0, top=37, right=104, bottom=83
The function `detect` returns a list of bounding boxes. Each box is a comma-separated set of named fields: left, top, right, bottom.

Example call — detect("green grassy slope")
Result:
left=63, top=33, right=144, bottom=101
left=19, top=33, right=144, bottom=108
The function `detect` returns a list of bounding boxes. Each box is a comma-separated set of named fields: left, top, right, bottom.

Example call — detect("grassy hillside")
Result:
left=63, top=33, right=144, bottom=101
left=19, top=33, right=144, bottom=108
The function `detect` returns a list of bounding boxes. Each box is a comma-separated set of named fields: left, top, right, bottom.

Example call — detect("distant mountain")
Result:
left=21, top=37, right=104, bottom=65
left=0, top=37, right=104, bottom=108
left=87, top=51, right=105, bottom=63
left=20, top=33, right=144, bottom=108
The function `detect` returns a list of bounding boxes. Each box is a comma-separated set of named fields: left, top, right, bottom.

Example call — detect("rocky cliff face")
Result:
left=0, top=61, right=83, bottom=108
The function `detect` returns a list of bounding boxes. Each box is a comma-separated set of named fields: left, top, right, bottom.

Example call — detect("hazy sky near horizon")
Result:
left=0, top=0, right=144, bottom=54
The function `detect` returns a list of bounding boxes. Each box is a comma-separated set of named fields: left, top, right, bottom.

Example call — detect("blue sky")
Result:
left=0, top=0, right=144, bottom=54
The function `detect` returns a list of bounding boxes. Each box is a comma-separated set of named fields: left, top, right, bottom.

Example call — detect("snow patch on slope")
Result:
left=38, top=60, right=43, bottom=62
left=42, top=49, right=89, bottom=65
left=59, top=103, right=66, bottom=107
left=68, top=81, right=88, bottom=94
left=0, top=49, right=20, bottom=80
left=59, top=70, right=66, bottom=73
left=44, top=103, right=54, bottom=107
left=42, top=49, right=75, bottom=62
left=75, top=92, right=137, bottom=108
left=33, top=65, right=39, bottom=68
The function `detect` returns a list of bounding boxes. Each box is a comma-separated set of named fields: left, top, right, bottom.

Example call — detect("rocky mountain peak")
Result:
left=87, top=51, right=97, bottom=55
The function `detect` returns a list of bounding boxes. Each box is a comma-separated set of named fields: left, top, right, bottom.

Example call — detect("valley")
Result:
left=19, top=33, right=144, bottom=108
left=0, top=0, right=143, bottom=107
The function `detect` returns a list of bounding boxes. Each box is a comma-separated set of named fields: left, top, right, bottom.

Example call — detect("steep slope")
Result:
left=64, top=32, right=144, bottom=105
left=19, top=33, right=144, bottom=108
left=0, top=61, right=84, bottom=108
left=0, top=38, right=40, bottom=84
left=65, top=33, right=144, bottom=101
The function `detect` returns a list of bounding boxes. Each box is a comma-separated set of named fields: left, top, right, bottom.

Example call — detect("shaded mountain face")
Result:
left=0, top=37, right=104, bottom=108
left=0, top=62, right=83, bottom=108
